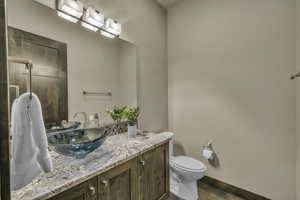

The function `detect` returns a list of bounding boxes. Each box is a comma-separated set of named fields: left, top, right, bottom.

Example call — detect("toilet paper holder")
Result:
left=203, top=141, right=213, bottom=149
left=202, top=141, right=220, bottom=168
left=202, top=141, right=215, bottom=160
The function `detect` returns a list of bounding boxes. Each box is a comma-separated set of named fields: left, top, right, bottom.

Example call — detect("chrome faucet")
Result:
left=73, top=112, right=88, bottom=128
left=89, top=113, right=100, bottom=128
left=73, top=112, right=101, bottom=128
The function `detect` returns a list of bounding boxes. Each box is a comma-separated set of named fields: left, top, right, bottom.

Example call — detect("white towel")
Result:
left=10, top=93, right=53, bottom=190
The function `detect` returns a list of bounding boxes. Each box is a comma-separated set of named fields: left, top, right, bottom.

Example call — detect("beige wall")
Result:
left=119, top=0, right=168, bottom=131
left=168, top=0, right=296, bottom=199
left=119, top=42, right=137, bottom=108
left=7, top=0, right=168, bottom=130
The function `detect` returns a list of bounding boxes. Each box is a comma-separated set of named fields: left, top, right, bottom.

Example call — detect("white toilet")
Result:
left=168, top=133, right=207, bottom=200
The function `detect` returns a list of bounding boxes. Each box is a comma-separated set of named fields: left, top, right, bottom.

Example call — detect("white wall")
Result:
left=168, top=0, right=296, bottom=199
left=7, top=0, right=168, bottom=130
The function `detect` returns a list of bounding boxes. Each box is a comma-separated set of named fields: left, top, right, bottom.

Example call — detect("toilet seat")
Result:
left=171, top=156, right=207, bottom=173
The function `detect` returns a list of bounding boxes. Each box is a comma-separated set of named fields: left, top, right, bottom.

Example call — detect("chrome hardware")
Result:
left=73, top=112, right=88, bottom=128
left=101, top=180, right=109, bottom=187
left=88, top=185, right=96, bottom=195
left=140, top=160, right=146, bottom=166
left=73, top=112, right=102, bottom=128
left=202, top=140, right=213, bottom=149
left=291, top=72, right=300, bottom=79
left=89, top=113, right=101, bottom=128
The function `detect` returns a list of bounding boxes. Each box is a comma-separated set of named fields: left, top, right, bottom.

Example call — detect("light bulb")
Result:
left=81, top=7, right=104, bottom=31
left=103, top=18, right=121, bottom=36
left=58, top=0, right=84, bottom=21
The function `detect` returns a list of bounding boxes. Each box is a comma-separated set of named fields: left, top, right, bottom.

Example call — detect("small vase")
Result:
left=128, top=124, right=137, bottom=137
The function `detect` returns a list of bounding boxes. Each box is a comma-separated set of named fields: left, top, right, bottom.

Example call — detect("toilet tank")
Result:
left=163, top=132, right=175, bottom=158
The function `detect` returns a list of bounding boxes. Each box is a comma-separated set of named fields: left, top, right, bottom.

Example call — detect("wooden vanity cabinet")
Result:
left=49, top=143, right=169, bottom=200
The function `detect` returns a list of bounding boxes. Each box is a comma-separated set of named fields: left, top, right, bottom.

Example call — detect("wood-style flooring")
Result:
left=198, top=182, right=245, bottom=200
left=167, top=182, right=246, bottom=200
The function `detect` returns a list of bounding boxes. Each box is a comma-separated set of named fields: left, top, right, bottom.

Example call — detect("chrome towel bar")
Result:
left=291, top=72, right=300, bottom=79
left=83, top=91, right=112, bottom=96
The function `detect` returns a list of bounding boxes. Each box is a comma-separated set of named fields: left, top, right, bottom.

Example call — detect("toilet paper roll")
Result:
left=202, top=149, right=214, bottom=160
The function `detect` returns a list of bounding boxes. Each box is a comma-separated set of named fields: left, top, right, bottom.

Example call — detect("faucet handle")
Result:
left=89, top=113, right=101, bottom=128
left=89, top=113, right=100, bottom=121
left=73, top=112, right=86, bottom=119
left=73, top=112, right=88, bottom=128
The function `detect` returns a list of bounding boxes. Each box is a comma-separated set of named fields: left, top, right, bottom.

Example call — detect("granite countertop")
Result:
left=11, top=132, right=173, bottom=200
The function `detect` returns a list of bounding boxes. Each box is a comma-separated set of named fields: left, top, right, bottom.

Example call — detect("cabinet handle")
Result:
left=101, top=180, right=109, bottom=187
left=88, top=185, right=96, bottom=196
left=140, top=160, right=146, bottom=166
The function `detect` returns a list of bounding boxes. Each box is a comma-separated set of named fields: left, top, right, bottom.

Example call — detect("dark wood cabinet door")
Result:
left=139, top=144, right=169, bottom=200
left=50, top=177, right=98, bottom=200
left=50, top=183, right=87, bottom=200
left=98, top=159, right=138, bottom=200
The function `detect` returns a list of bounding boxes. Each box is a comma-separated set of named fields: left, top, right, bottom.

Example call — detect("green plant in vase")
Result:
left=106, top=106, right=127, bottom=135
left=124, top=107, right=140, bottom=137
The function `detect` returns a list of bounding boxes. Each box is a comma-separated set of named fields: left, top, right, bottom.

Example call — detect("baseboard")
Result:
left=199, top=176, right=271, bottom=200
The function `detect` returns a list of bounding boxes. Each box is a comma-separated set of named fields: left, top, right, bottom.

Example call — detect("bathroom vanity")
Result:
left=11, top=132, right=172, bottom=200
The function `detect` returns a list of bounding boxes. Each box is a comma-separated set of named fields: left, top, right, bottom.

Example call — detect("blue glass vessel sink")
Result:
left=46, top=121, right=81, bottom=133
left=47, top=127, right=111, bottom=159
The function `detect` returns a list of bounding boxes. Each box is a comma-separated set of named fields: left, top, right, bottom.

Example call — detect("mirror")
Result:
left=7, top=0, right=137, bottom=128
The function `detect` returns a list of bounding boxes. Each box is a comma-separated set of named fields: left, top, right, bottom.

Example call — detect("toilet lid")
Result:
left=171, top=156, right=207, bottom=172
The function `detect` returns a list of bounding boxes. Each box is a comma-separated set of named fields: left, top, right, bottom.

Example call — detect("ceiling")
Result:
left=156, top=0, right=182, bottom=8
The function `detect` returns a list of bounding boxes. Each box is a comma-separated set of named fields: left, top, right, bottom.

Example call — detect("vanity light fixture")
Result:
left=81, top=7, right=104, bottom=32
left=57, top=0, right=84, bottom=23
left=56, top=1, right=121, bottom=39
left=101, top=18, right=122, bottom=37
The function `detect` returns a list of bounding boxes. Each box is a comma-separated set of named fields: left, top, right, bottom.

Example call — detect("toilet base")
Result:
left=170, top=171, right=199, bottom=200
left=168, top=193, right=183, bottom=200
left=167, top=193, right=178, bottom=200
left=169, top=193, right=199, bottom=200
